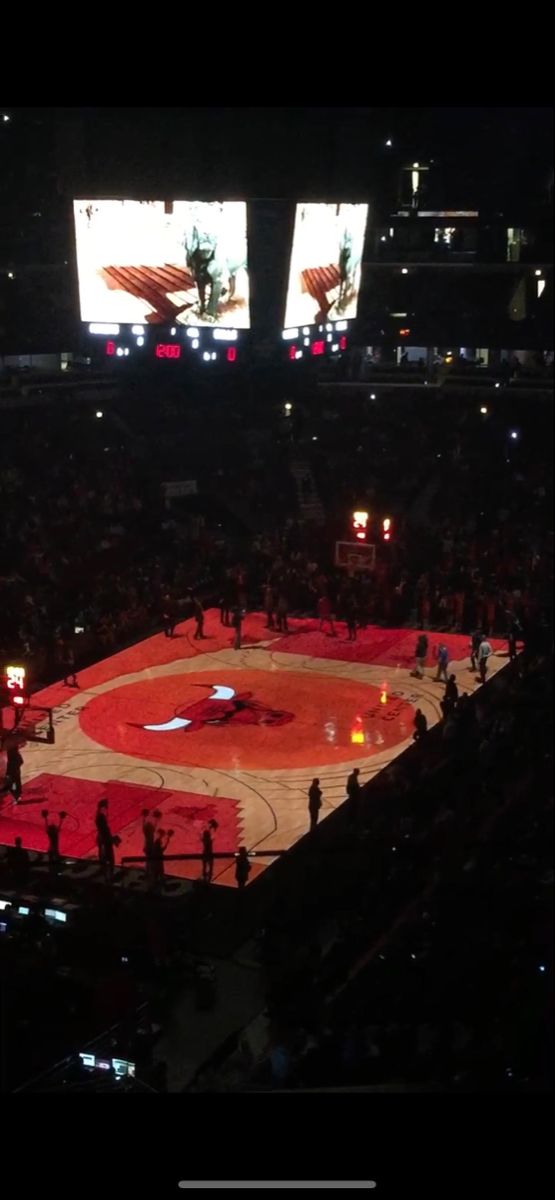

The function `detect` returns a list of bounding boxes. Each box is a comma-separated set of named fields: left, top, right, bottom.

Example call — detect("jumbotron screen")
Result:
left=284, top=202, right=368, bottom=328
left=73, top=200, right=250, bottom=328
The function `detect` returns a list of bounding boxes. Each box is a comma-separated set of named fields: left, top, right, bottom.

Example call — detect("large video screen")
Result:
left=284, top=202, right=368, bottom=328
left=73, top=200, right=250, bottom=327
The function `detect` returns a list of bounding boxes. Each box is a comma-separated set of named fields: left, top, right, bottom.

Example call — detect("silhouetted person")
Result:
left=201, top=819, right=218, bottom=883
left=318, top=594, right=335, bottom=636
left=60, top=642, right=78, bottom=687
left=441, top=674, right=459, bottom=718
left=413, top=709, right=427, bottom=740
left=345, top=598, right=358, bottom=641
left=470, top=629, right=483, bottom=672
left=96, top=799, right=115, bottom=882
left=507, top=619, right=521, bottom=662
left=3, top=743, right=23, bottom=801
left=346, top=767, right=362, bottom=821
left=161, top=594, right=177, bottom=639
left=232, top=606, right=243, bottom=650
left=193, top=595, right=205, bottom=640
left=235, top=846, right=251, bottom=890
left=142, top=809, right=161, bottom=886
left=42, top=809, right=66, bottom=872
left=152, top=829, right=173, bottom=890
left=263, top=585, right=275, bottom=630
left=308, top=778, right=323, bottom=831
left=7, top=836, right=30, bottom=890
left=220, top=573, right=234, bottom=626
left=26, top=904, right=49, bottom=943
left=276, top=595, right=289, bottom=634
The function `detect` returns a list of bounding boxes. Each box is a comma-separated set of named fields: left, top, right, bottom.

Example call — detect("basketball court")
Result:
left=0, top=612, right=506, bottom=886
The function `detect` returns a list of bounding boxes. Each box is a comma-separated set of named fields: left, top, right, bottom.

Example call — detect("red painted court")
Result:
left=0, top=612, right=506, bottom=886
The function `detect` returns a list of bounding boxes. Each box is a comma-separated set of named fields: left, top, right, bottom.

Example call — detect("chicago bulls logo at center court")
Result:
left=140, top=684, right=294, bottom=733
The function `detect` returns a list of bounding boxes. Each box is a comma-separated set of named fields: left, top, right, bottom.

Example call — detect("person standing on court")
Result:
left=201, top=819, right=218, bottom=883
left=152, top=828, right=173, bottom=891
left=469, top=629, right=483, bottom=672
left=412, top=632, right=428, bottom=679
left=232, top=605, right=243, bottom=650
left=308, top=778, right=323, bottom=831
left=220, top=572, right=234, bottom=627
left=435, top=642, right=449, bottom=683
left=161, top=593, right=177, bottom=639
left=345, top=597, right=358, bottom=642
left=477, top=636, right=493, bottom=684
left=58, top=636, right=79, bottom=687
left=263, top=584, right=276, bottom=630
left=413, top=709, right=428, bottom=740
left=42, top=809, right=66, bottom=873
left=507, top=617, right=521, bottom=662
left=95, top=798, right=115, bottom=882
left=441, top=674, right=459, bottom=718
left=235, top=846, right=251, bottom=890
left=142, top=809, right=161, bottom=887
left=193, top=595, right=205, bottom=640
left=276, top=593, right=289, bottom=634
left=3, top=740, right=24, bottom=802
left=318, top=593, right=336, bottom=636
left=346, top=767, right=362, bottom=822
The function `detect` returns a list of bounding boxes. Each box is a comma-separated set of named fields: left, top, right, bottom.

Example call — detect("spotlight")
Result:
left=370, top=393, right=377, bottom=401
left=385, top=138, right=393, bottom=147
left=534, top=269, right=542, bottom=277
left=494, top=382, right=501, bottom=388
left=510, top=430, right=519, bottom=440
left=96, top=410, right=103, bottom=419
left=480, top=406, right=488, bottom=415
left=401, top=268, right=408, bottom=275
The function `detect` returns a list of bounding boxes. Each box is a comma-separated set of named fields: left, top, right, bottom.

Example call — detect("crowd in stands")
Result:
left=1, top=384, right=552, bottom=690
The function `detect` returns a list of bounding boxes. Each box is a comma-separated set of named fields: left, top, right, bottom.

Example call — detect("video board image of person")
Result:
left=73, top=199, right=250, bottom=327
left=284, top=202, right=368, bottom=328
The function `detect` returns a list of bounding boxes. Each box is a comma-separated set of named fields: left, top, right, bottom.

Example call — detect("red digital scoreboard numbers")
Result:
left=155, top=343, right=181, bottom=359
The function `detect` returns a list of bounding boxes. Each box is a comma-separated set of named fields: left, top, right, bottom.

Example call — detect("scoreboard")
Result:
left=86, top=323, right=243, bottom=367
left=1, top=665, right=28, bottom=707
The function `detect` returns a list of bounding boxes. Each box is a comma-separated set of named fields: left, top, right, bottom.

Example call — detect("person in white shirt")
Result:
left=478, top=638, right=492, bottom=684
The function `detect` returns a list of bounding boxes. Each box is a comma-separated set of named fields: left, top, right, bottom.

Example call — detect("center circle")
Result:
left=79, top=668, right=416, bottom=770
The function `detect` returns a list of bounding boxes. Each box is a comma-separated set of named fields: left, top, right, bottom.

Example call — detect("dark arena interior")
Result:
left=0, top=105, right=552, bottom=1187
